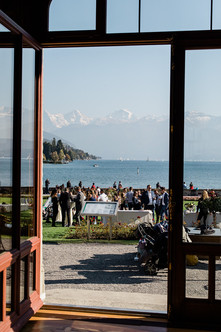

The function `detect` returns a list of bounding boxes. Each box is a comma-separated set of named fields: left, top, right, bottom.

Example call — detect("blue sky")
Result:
left=185, top=49, right=221, bottom=117
left=49, top=0, right=221, bottom=33
left=1, top=1, right=221, bottom=161
left=43, top=1, right=221, bottom=161
left=43, top=45, right=171, bottom=118
left=44, top=0, right=221, bottom=119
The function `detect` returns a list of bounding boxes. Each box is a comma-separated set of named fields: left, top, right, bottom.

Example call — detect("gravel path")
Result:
left=43, top=243, right=168, bottom=295
left=43, top=243, right=221, bottom=299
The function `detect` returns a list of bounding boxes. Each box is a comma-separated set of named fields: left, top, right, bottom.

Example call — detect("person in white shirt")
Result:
left=141, top=185, right=155, bottom=220
left=98, top=189, right=108, bottom=202
left=126, top=187, right=134, bottom=210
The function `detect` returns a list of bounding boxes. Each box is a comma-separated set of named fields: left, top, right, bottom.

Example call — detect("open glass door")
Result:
left=0, top=11, right=43, bottom=331
left=168, top=43, right=221, bottom=325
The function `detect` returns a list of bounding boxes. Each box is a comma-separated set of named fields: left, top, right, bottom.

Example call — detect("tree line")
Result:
left=43, top=138, right=99, bottom=163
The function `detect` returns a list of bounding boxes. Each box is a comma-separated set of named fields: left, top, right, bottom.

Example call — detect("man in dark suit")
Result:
left=160, top=187, right=169, bottom=221
left=141, top=185, right=155, bottom=213
left=59, top=187, right=73, bottom=227
left=74, top=186, right=85, bottom=225
left=45, top=178, right=50, bottom=194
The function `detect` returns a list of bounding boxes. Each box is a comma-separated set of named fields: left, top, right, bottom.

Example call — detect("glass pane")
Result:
left=216, top=258, right=221, bottom=300
left=6, top=265, right=12, bottom=315
left=213, top=0, right=221, bottom=30
left=21, top=48, right=35, bottom=242
left=0, top=48, right=14, bottom=253
left=43, top=45, right=170, bottom=311
left=186, top=255, right=208, bottom=299
left=0, top=24, right=9, bottom=32
left=20, top=257, right=27, bottom=302
left=141, top=0, right=211, bottom=32
left=107, top=0, right=139, bottom=33
left=49, top=0, right=96, bottom=31
left=29, top=251, right=36, bottom=294
left=183, top=50, right=221, bottom=243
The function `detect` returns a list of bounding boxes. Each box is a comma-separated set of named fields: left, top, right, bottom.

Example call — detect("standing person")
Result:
left=45, top=178, right=50, bottom=194
left=154, top=189, right=161, bottom=223
left=59, top=187, right=73, bottom=227
left=79, top=180, right=82, bottom=188
left=118, top=181, right=123, bottom=190
left=98, top=189, right=108, bottom=202
left=189, top=182, right=194, bottom=190
left=156, top=182, right=160, bottom=189
left=126, top=187, right=134, bottom=210
left=96, top=186, right=101, bottom=196
left=141, top=185, right=155, bottom=214
left=133, top=191, right=142, bottom=210
left=51, top=189, right=58, bottom=227
left=160, top=187, right=169, bottom=221
left=67, top=180, right=72, bottom=189
left=88, top=192, right=96, bottom=201
left=91, top=182, right=96, bottom=190
left=74, top=186, right=85, bottom=224
left=113, top=181, right=117, bottom=189
left=119, top=190, right=126, bottom=210
left=114, top=193, right=120, bottom=202
left=196, top=190, right=213, bottom=234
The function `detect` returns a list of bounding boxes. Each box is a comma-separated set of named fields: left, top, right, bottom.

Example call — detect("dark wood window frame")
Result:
left=0, top=10, right=43, bottom=332
left=1, top=3, right=221, bottom=329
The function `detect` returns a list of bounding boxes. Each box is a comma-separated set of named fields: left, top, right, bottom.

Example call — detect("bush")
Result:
left=200, top=197, right=221, bottom=212
left=65, top=222, right=138, bottom=240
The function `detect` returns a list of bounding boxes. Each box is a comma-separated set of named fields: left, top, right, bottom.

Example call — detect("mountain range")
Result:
left=43, top=109, right=169, bottom=160
left=43, top=108, right=221, bottom=161
left=1, top=106, right=221, bottom=160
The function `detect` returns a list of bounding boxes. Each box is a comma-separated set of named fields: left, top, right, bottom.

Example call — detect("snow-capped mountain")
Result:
left=107, top=109, right=136, bottom=122
left=43, top=108, right=170, bottom=160
left=42, top=108, right=221, bottom=160
left=43, top=108, right=161, bottom=128
left=1, top=105, right=221, bottom=160
left=45, top=109, right=92, bottom=128
left=185, top=110, right=211, bottom=125
left=65, top=110, right=92, bottom=126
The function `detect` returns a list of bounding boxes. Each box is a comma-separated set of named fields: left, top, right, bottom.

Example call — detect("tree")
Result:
left=57, top=139, right=64, bottom=153
left=51, top=138, right=56, bottom=152
left=58, top=149, right=65, bottom=161
left=43, top=138, right=100, bottom=162
left=65, top=153, right=71, bottom=161
left=43, top=142, right=52, bottom=160
left=51, top=151, right=59, bottom=162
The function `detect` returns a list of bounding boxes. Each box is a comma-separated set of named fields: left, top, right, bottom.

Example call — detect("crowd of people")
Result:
left=45, top=179, right=169, bottom=227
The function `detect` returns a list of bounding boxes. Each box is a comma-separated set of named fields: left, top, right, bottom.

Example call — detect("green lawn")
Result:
left=0, top=197, right=199, bottom=243
left=42, top=221, right=71, bottom=242
left=42, top=220, right=138, bottom=244
left=0, top=197, right=12, bottom=204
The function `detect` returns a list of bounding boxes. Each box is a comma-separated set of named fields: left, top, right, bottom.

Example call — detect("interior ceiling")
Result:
left=1, top=1, right=221, bottom=49
left=0, top=0, right=52, bottom=38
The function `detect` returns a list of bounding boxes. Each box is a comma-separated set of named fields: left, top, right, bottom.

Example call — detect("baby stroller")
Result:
left=42, top=197, right=53, bottom=222
left=136, top=221, right=168, bottom=275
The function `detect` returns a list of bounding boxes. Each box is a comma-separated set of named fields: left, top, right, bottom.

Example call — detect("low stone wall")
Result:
left=184, top=211, right=221, bottom=228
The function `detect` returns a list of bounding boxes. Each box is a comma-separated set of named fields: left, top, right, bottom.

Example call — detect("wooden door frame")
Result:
left=0, top=10, right=43, bottom=332
left=1, top=5, right=221, bottom=329
left=168, top=40, right=221, bottom=324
